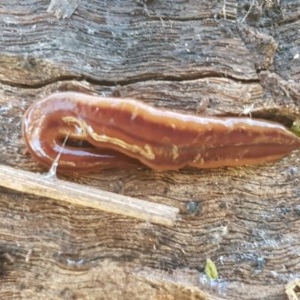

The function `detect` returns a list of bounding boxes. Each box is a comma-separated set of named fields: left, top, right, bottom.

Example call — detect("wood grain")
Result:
left=0, top=0, right=300, bottom=299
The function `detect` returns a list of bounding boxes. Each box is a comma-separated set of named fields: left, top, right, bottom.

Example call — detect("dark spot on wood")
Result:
left=185, top=201, right=202, bottom=216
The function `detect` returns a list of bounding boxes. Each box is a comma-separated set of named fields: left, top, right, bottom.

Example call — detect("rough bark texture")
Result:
left=0, top=0, right=300, bottom=299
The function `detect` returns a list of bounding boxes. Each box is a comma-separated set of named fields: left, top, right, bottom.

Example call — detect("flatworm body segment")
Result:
left=22, top=92, right=300, bottom=172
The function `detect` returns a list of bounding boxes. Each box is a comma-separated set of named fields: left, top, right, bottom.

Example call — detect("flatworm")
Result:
left=22, top=92, right=300, bottom=172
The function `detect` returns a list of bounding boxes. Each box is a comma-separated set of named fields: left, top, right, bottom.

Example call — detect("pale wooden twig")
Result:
left=222, top=0, right=227, bottom=20
left=241, top=0, right=256, bottom=23
left=0, top=165, right=179, bottom=226
left=285, top=279, right=300, bottom=300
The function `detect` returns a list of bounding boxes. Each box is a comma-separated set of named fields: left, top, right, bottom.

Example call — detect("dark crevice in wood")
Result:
left=0, top=71, right=260, bottom=89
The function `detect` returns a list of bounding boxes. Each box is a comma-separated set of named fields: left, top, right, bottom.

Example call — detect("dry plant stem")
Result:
left=0, top=165, right=179, bottom=226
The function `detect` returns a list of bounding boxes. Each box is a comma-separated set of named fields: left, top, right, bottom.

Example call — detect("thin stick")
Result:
left=0, top=165, right=179, bottom=226
left=241, top=0, right=256, bottom=23
left=222, top=0, right=227, bottom=20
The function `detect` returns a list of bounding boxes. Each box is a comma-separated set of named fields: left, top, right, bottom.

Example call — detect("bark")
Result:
left=0, top=0, right=300, bottom=299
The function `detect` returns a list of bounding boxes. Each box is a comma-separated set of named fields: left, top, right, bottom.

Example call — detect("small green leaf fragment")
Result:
left=291, top=119, right=300, bottom=137
left=205, top=258, right=218, bottom=280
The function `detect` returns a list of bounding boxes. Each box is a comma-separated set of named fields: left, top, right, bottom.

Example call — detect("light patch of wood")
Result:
left=47, top=0, right=80, bottom=19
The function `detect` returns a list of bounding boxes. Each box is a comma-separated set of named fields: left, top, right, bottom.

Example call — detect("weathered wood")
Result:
left=0, top=0, right=300, bottom=299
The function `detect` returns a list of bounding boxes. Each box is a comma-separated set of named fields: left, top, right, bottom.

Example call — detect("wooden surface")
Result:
left=0, top=0, right=300, bottom=299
